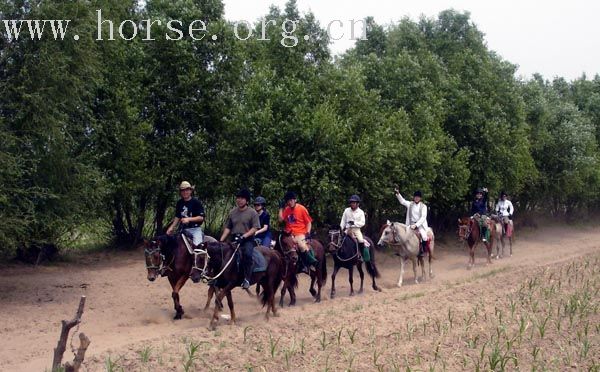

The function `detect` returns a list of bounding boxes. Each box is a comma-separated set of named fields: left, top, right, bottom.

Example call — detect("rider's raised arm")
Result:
left=395, top=192, right=410, bottom=208
left=508, top=200, right=514, bottom=216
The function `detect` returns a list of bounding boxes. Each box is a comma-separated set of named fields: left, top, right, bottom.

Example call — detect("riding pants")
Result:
left=240, top=239, right=254, bottom=283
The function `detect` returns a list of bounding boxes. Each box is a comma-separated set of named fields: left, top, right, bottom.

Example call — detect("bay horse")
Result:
left=144, top=234, right=215, bottom=319
left=377, top=221, right=435, bottom=287
left=491, top=214, right=514, bottom=258
left=190, top=241, right=283, bottom=330
left=327, top=230, right=381, bottom=298
left=273, top=231, right=327, bottom=306
left=457, top=216, right=501, bottom=268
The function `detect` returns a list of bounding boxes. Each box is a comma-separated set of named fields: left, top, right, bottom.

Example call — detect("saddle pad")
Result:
left=252, top=249, right=267, bottom=273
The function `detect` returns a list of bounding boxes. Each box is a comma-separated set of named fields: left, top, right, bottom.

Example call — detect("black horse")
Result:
left=190, top=241, right=283, bottom=330
left=326, top=230, right=381, bottom=298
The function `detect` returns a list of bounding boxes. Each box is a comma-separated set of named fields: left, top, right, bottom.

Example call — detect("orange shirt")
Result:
left=282, top=203, right=312, bottom=235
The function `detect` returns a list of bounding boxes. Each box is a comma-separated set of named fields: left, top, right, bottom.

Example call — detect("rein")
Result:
left=144, top=245, right=174, bottom=273
left=198, top=243, right=240, bottom=282
left=328, top=231, right=359, bottom=262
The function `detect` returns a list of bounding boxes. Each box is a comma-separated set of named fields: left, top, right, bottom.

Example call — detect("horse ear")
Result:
left=457, top=218, right=461, bottom=223
left=386, top=220, right=391, bottom=225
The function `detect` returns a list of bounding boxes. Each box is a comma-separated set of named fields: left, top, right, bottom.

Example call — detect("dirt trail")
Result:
left=0, top=225, right=598, bottom=371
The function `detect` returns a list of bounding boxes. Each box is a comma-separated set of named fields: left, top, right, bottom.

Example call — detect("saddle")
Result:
left=411, top=229, right=432, bottom=253
left=233, top=246, right=267, bottom=273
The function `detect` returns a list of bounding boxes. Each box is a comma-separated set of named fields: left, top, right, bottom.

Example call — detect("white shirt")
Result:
left=396, top=193, right=427, bottom=227
left=340, top=207, right=366, bottom=230
left=495, top=199, right=514, bottom=217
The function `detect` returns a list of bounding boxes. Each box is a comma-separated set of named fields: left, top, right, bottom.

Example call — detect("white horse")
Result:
left=377, top=221, right=435, bottom=287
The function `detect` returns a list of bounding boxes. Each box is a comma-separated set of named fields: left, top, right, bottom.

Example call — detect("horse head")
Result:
left=144, top=238, right=164, bottom=282
left=278, top=232, right=299, bottom=264
left=457, top=217, right=472, bottom=240
left=377, top=220, right=396, bottom=248
left=327, top=230, right=341, bottom=253
left=189, top=241, right=210, bottom=283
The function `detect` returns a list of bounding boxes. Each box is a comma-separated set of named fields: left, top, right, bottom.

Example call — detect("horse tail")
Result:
left=262, top=252, right=283, bottom=308
left=321, top=248, right=328, bottom=286
left=289, top=263, right=299, bottom=289
left=366, top=243, right=381, bottom=278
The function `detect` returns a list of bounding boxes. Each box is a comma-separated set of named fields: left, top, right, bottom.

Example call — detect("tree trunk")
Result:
left=52, top=296, right=86, bottom=371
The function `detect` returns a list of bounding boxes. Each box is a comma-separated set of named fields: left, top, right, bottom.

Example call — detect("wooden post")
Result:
left=52, top=295, right=86, bottom=371
left=64, top=333, right=91, bottom=372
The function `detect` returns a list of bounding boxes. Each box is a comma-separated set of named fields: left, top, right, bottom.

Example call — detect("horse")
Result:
left=457, top=216, right=501, bottom=269
left=144, top=234, right=216, bottom=319
left=273, top=231, right=327, bottom=306
left=377, top=221, right=435, bottom=287
left=326, top=230, right=381, bottom=298
left=491, top=214, right=514, bottom=258
left=189, top=241, right=283, bottom=330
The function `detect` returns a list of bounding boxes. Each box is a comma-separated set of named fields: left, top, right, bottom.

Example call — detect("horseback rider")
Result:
left=253, top=196, right=273, bottom=248
left=495, top=191, right=514, bottom=233
left=165, top=181, right=205, bottom=247
left=278, top=191, right=319, bottom=272
left=340, top=195, right=369, bottom=261
left=220, top=189, right=261, bottom=289
left=395, top=188, right=429, bottom=257
left=471, top=187, right=490, bottom=242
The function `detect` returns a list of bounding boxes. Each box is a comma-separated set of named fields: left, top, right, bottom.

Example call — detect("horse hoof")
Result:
left=309, top=289, right=317, bottom=297
left=373, top=286, right=381, bottom=292
left=314, top=297, right=321, bottom=303
left=358, top=289, right=363, bottom=295
left=349, top=292, right=354, bottom=297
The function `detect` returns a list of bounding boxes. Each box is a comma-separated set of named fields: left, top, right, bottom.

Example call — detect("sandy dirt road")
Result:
left=0, top=224, right=598, bottom=371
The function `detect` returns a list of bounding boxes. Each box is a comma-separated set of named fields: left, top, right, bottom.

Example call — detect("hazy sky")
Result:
left=223, top=0, right=600, bottom=81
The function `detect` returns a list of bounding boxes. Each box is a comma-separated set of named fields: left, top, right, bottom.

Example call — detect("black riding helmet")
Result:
left=236, top=188, right=251, bottom=201
left=348, top=194, right=361, bottom=203
left=414, top=190, right=422, bottom=198
left=254, top=196, right=267, bottom=205
left=284, top=191, right=297, bottom=202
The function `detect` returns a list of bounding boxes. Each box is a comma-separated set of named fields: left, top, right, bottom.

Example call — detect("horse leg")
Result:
left=357, top=262, right=365, bottom=294
left=419, top=256, right=426, bottom=282
left=170, top=275, right=188, bottom=320
left=412, top=258, right=419, bottom=284
left=348, top=265, right=355, bottom=296
left=203, top=285, right=215, bottom=312
left=309, top=273, right=317, bottom=298
left=509, top=237, right=513, bottom=256
left=397, top=258, right=405, bottom=287
left=486, top=242, right=492, bottom=264
left=315, top=271, right=323, bottom=303
left=210, top=286, right=232, bottom=330
left=279, top=276, right=287, bottom=308
left=468, top=244, right=475, bottom=269
left=289, top=284, right=297, bottom=307
left=330, top=265, right=340, bottom=299
left=225, top=290, right=236, bottom=325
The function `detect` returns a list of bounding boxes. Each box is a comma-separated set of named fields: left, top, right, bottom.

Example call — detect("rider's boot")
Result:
left=418, top=240, right=427, bottom=257
left=299, top=250, right=317, bottom=272
left=359, top=242, right=370, bottom=262
left=481, top=226, right=488, bottom=242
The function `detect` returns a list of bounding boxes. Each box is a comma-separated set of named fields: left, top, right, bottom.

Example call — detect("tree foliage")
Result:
left=1, top=1, right=599, bottom=256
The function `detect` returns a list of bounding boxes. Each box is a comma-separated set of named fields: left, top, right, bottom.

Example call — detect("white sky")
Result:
left=223, top=0, right=600, bottom=81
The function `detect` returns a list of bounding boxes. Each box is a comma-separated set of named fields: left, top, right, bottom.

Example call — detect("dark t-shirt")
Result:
left=175, top=198, right=205, bottom=229
left=256, top=211, right=272, bottom=240
left=225, top=207, right=260, bottom=235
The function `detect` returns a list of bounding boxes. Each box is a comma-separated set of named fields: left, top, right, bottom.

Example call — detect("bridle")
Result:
left=144, top=240, right=173, bottom=273
left=328, top=229, right=359, bottom=262
left=458, top=220, right=472, bottom=240
left=192, top=242, right=240, bottom=283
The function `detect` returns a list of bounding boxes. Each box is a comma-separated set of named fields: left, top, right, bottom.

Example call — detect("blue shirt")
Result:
left=471, top=193, right=488, bottom=215
left=255, top=211, right=272, bottom=240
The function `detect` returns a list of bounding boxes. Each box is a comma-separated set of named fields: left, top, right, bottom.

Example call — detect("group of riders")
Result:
left=162, top=180, right=514, bottom=289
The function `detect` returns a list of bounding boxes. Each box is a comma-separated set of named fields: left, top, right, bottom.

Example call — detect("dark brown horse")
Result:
left=458, top=217, right=500, bottom=269
left=273, top=231, right=327, bottom=306
left=327, top=230, right=381, bottom=298
left=143, top=235, right=190, bottom=319
left=190, top=241, right=283, bottom=330
left=144, top=234, right=218, bottom=319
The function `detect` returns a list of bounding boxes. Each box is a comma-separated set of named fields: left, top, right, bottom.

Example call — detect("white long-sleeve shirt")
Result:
left=495, top=199, right=514, bottom=217
left=340, top=207, right=366, bottom=230
left=396, top=193, right=428, bottom=228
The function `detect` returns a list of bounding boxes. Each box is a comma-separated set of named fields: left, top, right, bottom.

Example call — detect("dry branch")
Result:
left=52, top=295, right=86, bottom=371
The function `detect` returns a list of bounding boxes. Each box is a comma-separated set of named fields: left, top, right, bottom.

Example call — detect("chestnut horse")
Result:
left=273, top=231, right=327, bottom=306
left=457, top=217, right=501, bottom=268
left=327, top=230, right=381, bottom=298
left=190, top=241, right=283, bottom=329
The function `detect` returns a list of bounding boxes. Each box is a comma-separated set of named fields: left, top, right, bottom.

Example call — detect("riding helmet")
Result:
left=236, top=188, right=252, bottom=201
left=254, top=196, right=267, bottom=205
left=348, top=194, right=361, bottom=203
left=475, top=188, right=484, bottom=194
left=284, top=191, right=297, bottom=202
left=500, top=191, right=507, bottom=198
left=413, top=190, right=422, bottom=198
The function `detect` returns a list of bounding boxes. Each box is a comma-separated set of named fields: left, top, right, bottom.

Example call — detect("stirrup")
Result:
left=241, top=279, right=250, bottom=289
